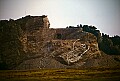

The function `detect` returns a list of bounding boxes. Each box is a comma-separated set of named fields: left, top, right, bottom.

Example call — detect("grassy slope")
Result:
left=0, top=68, right=120, bottom=81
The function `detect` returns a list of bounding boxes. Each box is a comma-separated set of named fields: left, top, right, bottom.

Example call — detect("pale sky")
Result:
left=0, top=0, right=120, bottom=36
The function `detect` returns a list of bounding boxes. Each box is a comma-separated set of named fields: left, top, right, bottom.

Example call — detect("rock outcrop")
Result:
left=0, top=15, right=120, bottom=70
left=49, top=33, right=100, bottom=65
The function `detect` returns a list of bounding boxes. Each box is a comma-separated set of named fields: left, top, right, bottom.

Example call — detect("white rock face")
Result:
left=50, top=37, right=101, bottom=65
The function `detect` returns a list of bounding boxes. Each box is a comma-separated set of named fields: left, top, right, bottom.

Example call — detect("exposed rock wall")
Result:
left=48, top=32, right=100, bottom=65
left=15, top=15, right=101, bottom=69
left=1, top=15, right=119, bottom=70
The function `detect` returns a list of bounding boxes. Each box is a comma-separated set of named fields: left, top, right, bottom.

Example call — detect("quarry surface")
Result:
left=0, top=15, right=120, bottom=70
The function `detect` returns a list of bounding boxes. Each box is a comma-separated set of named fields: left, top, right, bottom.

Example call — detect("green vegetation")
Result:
left=0, top=68, right=120, bottom=81
left=99, top=34, right=120, bottom=55
left=80, top=24, right=120, bottom=55
left=67, top=24, right=120, bottom=55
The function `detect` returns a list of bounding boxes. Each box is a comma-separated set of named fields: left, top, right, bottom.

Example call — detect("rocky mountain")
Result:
left=0, top=15, right=120, bottom=70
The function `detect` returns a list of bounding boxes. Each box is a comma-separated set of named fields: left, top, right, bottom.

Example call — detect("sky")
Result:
left=0, top=0, right=120, bottom=36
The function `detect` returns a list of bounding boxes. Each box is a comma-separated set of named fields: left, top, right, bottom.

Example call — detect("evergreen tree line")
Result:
left=79, top=24, right=120, bottom=55
left=67, top=24, right=120, bottom=54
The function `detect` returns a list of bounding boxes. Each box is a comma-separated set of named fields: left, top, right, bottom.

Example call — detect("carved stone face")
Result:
left=48, top=39, right=101, bottom=65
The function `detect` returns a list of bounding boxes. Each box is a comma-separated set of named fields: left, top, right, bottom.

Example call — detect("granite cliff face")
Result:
left=17, top=15, right=100, bottom=68
left=0, top=15, right=120, bottom=70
